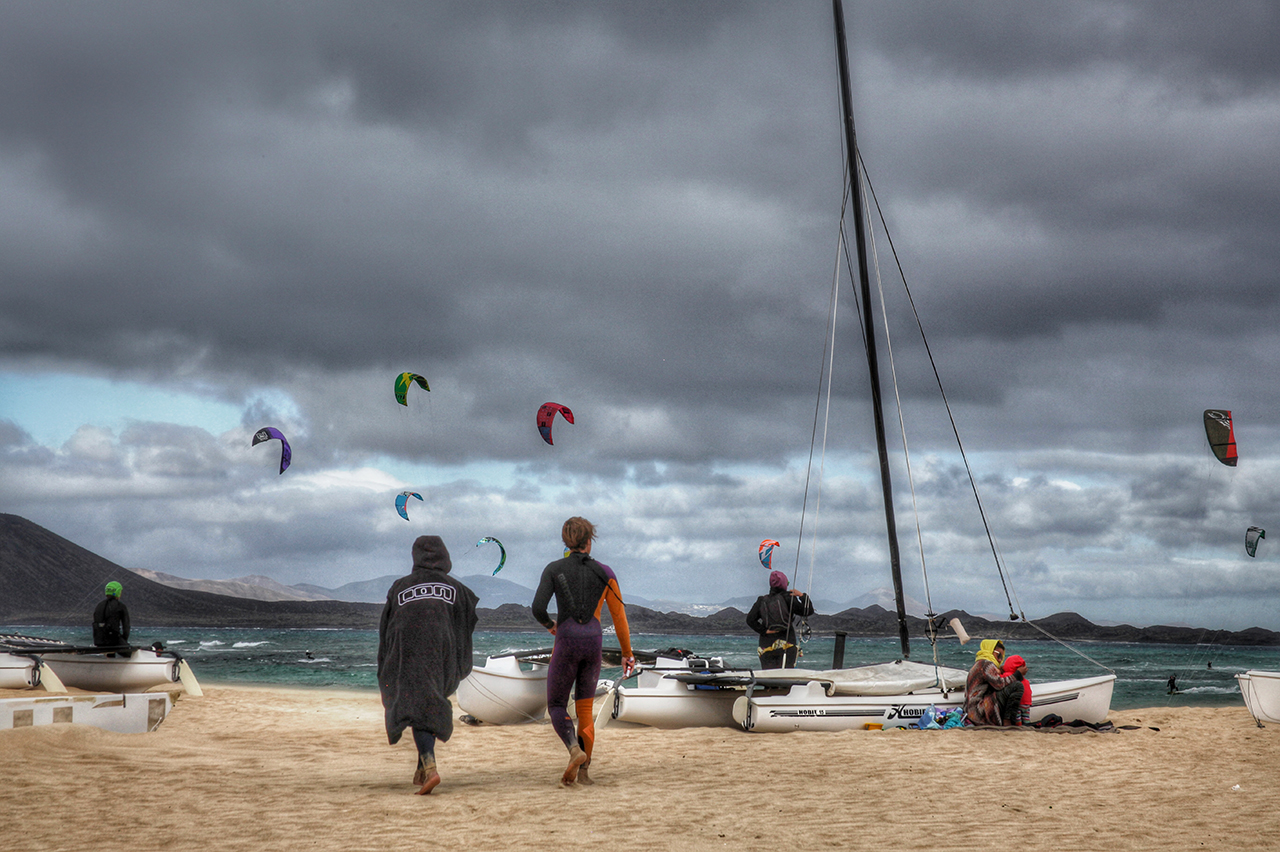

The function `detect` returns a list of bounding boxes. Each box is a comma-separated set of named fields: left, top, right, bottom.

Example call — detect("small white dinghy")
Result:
left=0, top=652, right=43, bottom=690
left=457, top=653, right=550, bottom=725
left=0, top=634, right=201, bottom=696
left=1237, top=670, right=1280, bottom=725
left=39, top=648, right=182, bottom=693
left=457, top=647, right=638, bottom=725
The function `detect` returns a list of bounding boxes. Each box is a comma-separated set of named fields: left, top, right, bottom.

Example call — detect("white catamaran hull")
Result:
left=0, top=692, right=171, bottom=733
left=39, top=649, right=180, bottom=693
left=612, top=675, right=739, bottom=729
left=1237, top=670, right=1280, bottom=724
left=613, top=659, right=965, bottom=730
left=456, top=655, right=550, bottom=724
left=733, top=673, right=1117, bottom=733
left=0, top=653, right=41, bottom=690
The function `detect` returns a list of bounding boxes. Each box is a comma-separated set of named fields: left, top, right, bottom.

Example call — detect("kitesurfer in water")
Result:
left=745, top=571, right=814, bottom=669
left=532, top=517, right=636, bottom=786
left=92, top=581, right=130, bottom=656
left=377, top=535, right=479, bottom=795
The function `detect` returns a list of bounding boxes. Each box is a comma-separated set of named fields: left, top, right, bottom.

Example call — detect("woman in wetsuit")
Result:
left=531, top=517, right=636, bottom=786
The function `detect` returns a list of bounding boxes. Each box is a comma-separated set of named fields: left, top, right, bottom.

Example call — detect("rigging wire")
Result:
left=857, top=152, right=1114, bottom=673
left=860, top=171, right=941, bottom=664
left=792, top=163, right=851, bottom=601
left=857, top=150, right=1019, bottom=622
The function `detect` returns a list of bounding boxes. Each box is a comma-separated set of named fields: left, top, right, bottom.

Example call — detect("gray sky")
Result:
left=3, top=1, right=1280, bottom=630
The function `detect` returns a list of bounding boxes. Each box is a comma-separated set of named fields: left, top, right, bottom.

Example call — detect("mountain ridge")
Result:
left=2, top=514, right=1278, bottom=645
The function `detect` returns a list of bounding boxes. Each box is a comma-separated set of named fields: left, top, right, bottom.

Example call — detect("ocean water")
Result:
left=5, top=623, right=1273, bottom=711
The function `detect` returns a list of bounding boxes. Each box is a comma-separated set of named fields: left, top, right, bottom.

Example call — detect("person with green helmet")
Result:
left=93, top=581, right=131, bottom=653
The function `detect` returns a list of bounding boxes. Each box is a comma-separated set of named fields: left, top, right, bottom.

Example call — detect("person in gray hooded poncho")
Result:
left=378, top=535, right=479, bottom=795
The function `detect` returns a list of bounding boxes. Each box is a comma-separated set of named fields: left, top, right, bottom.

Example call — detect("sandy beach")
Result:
left=2, top=685, right=1277, bottom=851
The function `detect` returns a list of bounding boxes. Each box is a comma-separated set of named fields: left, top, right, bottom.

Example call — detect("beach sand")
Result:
left=1, top=685, right=1277, bottom=851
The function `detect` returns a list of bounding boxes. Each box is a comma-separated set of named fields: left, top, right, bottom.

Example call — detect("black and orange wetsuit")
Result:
left=531, top=552, right=632, bottom=759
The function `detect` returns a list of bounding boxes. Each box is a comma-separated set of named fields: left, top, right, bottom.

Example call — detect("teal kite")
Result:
left=395, top=491, right=423, bottom=521
left=477, top=536, right=506, bottom=575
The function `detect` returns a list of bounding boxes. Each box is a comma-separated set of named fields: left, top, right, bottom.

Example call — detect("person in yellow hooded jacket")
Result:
left=963, top=639, right=1019, bottom=726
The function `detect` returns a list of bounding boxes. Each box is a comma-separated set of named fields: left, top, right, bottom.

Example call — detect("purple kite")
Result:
left=252, top=426, right=292, bottom=474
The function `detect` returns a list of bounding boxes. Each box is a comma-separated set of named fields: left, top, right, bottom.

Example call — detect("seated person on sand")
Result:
left=1001, top=653, right=1031, bottom=726
left=963, top=639, right=1022, bottom=726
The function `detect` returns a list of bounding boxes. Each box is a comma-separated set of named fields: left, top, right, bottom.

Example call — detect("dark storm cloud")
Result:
left=4, top=2, right=1280, bottom=627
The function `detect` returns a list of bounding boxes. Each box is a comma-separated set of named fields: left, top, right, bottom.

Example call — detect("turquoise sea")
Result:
left=4, top=624, right=1272, bottom=711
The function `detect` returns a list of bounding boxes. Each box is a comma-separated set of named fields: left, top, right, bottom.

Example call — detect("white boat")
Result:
left=0, top=634, right=201, bottom=696
left=39, top=648, right=182, bottom=693
left=609, top=1, right=1117, bottom=733
left=457, top=653, right=550, bottom=724
left=0, top=692, right=171, bottom=734
left=734, top=668, right=1116, bottom=732
left=1237, top=670, right=1280, bottom=725
left=610, top=654, right=743, bottom=728
left=0, top=652, right=42, bottom=690
left=457, top=647, right=642, bottom=725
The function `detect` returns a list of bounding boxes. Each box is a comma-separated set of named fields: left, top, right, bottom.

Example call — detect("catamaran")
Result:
left=608, top=0, right=1115, bottom=732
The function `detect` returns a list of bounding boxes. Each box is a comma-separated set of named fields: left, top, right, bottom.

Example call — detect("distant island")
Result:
left=3, top=513, right=1278, bottom=646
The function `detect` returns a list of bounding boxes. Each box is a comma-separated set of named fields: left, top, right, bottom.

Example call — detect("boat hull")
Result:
left=0, top=653, right=40, bottom=690
left=612, top=675, right=741, bottom=728
left=734, top=674, right=1116, bottom=733
left=0, top=692, right=171, bottom=733
left=39, top=649, right=180, bottom=693
left=456, top=655, right=549, bottom=724
left=1237, top=670, right=1280, bottom=724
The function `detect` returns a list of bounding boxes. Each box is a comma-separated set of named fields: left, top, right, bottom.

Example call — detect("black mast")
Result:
left=831, top=0, right=910, bottom=659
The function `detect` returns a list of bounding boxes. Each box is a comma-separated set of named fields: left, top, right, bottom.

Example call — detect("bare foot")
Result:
left=577, top=761, right=595, bottom=786
left=561, top=745, right=588, bottom=786
left=413, top=755, right=434, bottom=787
left=415, top=770, right=441, bottom=795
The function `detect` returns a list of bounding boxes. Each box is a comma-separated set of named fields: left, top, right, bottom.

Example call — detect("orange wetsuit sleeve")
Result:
left=594, top=578, right=632, bottom=659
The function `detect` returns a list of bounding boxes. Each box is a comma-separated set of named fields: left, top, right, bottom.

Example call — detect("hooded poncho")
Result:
left=964, top=639, right=1014, bottom=726
left=377, top=535, right=479, bottom=744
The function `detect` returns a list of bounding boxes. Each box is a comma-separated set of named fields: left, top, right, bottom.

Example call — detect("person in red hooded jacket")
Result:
left=1001, top=653, right=1032, bottom=726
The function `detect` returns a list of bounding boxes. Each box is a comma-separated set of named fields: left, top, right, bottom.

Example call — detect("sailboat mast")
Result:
left=831, top=0, right=911, bottom=660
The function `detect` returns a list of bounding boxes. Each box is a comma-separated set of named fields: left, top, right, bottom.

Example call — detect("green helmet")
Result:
left=105, top=581, right=123, bottom=598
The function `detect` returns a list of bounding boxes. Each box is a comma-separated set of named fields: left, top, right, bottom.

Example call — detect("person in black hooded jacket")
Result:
left=377, top=535, right=479, bottom=795
left=745, top=570, right=814, bottom=669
